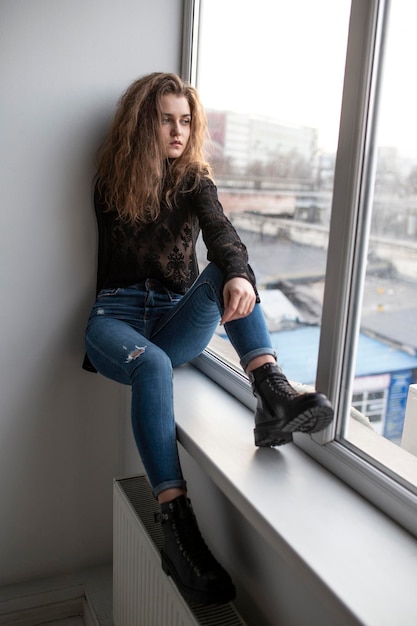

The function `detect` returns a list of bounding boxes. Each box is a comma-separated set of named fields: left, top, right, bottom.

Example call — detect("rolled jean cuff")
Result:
left=240, top=348, right=277, bottom=372
left=152, top=478, right=188, bottom=500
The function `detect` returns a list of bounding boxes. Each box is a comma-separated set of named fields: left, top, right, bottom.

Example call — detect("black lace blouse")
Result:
left=94, top=176, right=257, bottom=296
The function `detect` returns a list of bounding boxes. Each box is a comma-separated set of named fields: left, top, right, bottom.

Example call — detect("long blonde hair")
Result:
left=96, top=72, right=212, bottom=224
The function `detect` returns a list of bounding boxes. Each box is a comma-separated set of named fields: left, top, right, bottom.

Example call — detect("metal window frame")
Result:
left=183, top=0, right=417, bottom=538
left=181, top=0, right=200, bottom=84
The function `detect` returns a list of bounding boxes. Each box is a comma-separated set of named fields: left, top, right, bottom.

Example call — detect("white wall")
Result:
left=0, top=0, right=183, bottom=587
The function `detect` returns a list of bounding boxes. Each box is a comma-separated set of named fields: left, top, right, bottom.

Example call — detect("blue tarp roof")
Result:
left=268, top=326, right=417, bottom=385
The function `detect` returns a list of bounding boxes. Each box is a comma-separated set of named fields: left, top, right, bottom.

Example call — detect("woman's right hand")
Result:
left=221, top=277, right=256, bottom=325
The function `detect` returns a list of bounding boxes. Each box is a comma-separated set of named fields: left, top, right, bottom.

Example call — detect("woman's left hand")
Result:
left=221, top=277, right=256, bottom=324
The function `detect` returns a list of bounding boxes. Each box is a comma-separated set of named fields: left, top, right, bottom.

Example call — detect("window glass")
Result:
left=196, top=0, right=351, bottom=384
left=342, top=0, right=417, bottom=484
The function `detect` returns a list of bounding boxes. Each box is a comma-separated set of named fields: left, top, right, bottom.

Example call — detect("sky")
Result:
left=196, top=0, right=417, bottom=158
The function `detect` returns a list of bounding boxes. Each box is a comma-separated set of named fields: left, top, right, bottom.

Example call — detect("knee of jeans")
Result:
left=203, top=262, right=224, bottom=283
left=128, top=342, right=172, bottom=377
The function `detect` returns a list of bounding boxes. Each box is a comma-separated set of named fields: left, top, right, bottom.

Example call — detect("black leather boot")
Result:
left=250, top=362, right=334, bottom=447
left=157, top=495, right=236, bottom=605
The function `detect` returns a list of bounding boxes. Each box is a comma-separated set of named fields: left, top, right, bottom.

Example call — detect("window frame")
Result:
left=183, top=0, right=417, bottom=538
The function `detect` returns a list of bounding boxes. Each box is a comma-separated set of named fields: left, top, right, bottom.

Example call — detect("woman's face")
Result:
left=159, top=94, right=191, bottom=159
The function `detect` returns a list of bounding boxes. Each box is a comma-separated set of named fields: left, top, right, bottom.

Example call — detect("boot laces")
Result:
left=160, top=500, right=220, bottom=577
left=174, top=512, right=219, bottom=576
left=266, top=371, right=298, bottom=398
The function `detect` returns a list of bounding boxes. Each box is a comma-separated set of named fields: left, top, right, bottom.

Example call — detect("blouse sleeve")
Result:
left=192, top=177, right=258, bottom=293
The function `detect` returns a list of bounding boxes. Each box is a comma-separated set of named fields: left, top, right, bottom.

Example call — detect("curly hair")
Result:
left=96, top=72, right=212, bottom=224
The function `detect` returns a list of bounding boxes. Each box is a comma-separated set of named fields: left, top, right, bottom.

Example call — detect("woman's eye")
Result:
left=161, top=116, right=190, bottom=125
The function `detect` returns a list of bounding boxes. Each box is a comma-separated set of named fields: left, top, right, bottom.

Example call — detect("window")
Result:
left=352, top=385, right=388, bottom=431
left=183, top=0, right=417, bottom=537
left=338, top=0, right=417, bottom=500
left=195, top=0, right=350, bottom=381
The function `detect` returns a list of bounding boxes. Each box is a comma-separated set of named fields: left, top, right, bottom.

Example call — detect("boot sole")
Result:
left=161, top=551, right=236, bottom=605
left=254, top=401, right=334, bottom=447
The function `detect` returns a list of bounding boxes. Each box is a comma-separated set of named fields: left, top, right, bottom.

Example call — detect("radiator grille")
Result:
left=113, top=475, right=247, bottom=626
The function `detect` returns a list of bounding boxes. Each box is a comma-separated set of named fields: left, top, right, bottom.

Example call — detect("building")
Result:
left=207, top=109, right=319, bottom=175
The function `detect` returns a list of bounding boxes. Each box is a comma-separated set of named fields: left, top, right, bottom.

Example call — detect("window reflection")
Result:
left=344, top=0, right=417, bottom=463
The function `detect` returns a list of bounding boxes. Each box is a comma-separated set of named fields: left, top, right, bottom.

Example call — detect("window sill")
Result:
left=347, top=416, right=417, bottom=489
left=173, top=363, right=417, bottom=625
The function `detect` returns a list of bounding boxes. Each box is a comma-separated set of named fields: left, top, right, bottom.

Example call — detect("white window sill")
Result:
left=173, top=364, right=417, bottom=625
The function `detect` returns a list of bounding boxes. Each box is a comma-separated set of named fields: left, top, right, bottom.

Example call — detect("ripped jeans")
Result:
left=85, top=263, right=274, bottom=498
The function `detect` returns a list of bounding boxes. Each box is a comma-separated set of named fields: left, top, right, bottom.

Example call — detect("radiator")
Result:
left=113, top=475, right=247, bottom=626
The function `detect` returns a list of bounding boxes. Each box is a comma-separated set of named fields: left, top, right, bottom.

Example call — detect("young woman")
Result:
left=84, top=72, right=333, bottom=605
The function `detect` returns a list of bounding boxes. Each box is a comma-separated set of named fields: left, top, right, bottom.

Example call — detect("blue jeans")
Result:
left=85, top=263, right=274, bottom=497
